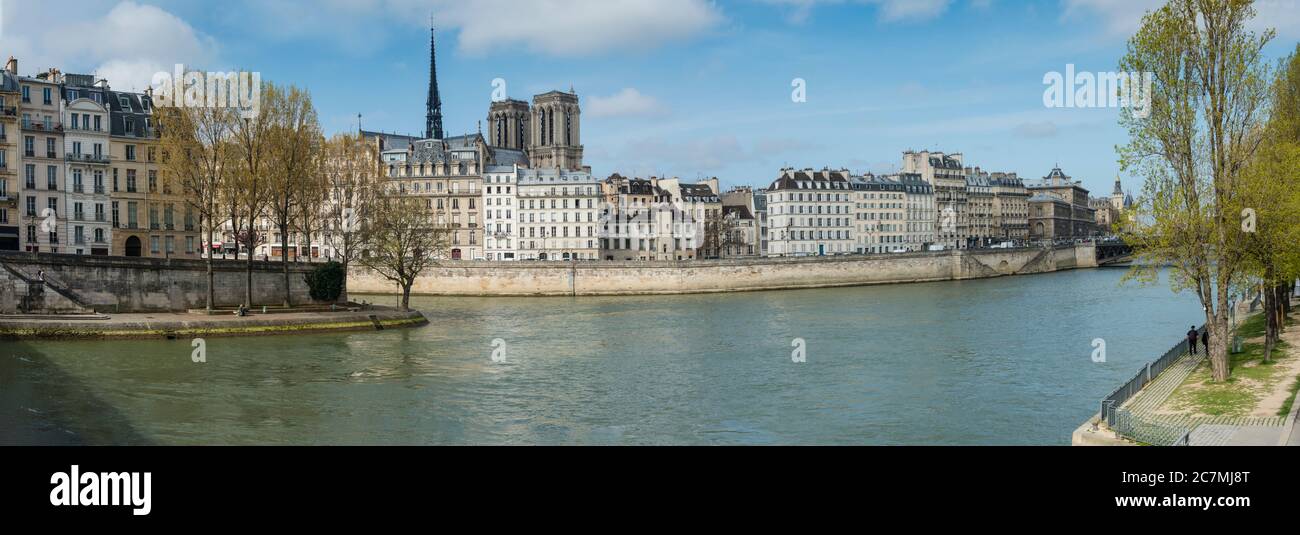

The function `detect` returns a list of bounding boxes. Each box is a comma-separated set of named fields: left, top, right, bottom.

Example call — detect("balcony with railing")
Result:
left=21, top=120, right=63, bottom=133
left=73, top=212, right=84, bottom=222
left=72, top=184, right=83, bottom=193
left=94, top=213, right=106, bottom=222
left=65, top=153, right=111, bottom=165
left=1, top=106, right=17, bottom=118
left=64, top=123, right=104, bottom=133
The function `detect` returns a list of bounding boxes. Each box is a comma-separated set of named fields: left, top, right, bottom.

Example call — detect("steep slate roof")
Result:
left=767, top=169, right=852, bottom=191
left=678, top=183, right=719, bottom=202
left=723, top=204, right=754, bottom=220
left=105, top=90, right=154, bottom=138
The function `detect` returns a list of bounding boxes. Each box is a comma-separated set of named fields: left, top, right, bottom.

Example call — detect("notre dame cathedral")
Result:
left=365, top=21, right=586, bottom=173
left=486, top=91, right=584, bottom=171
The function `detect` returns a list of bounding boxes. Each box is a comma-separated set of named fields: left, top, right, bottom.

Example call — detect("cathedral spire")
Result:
left=425, top=16, right=444, bottom=140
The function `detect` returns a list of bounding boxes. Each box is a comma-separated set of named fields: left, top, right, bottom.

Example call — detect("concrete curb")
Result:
left=0, top=309, right=428, bottom=340
left=1278, top=384, right=1300, bottom=446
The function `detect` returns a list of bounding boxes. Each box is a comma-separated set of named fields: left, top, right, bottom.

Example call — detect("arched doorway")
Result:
left=125, top=236, right=142, bottom=257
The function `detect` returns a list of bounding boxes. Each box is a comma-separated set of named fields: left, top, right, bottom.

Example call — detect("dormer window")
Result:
left=119, top=96, right=130, bottom=109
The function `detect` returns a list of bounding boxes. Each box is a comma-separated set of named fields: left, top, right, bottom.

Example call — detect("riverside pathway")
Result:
left=1121, top=352, right=1287, bottom=446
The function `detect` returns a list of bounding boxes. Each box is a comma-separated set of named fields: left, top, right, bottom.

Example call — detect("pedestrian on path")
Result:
left=1201, top=330, right=1209, bottom=355
left=1188, top=327, right=1199, bottom=355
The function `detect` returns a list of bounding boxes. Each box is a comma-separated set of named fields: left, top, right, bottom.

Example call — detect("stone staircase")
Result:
left=0, top=261, right=94, bottom=315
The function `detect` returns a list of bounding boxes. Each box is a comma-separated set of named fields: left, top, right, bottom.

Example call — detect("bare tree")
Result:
left=291, top=142, right=329, bottom=265
left=155, top=104, right=234, bottom=311
left=359, top=195, right=451, bottom=311
left=266, top=85, right=322, bottom=306
left=322, top=132, right=380, bottom=301
left=229, top=83, right=277, bottom=308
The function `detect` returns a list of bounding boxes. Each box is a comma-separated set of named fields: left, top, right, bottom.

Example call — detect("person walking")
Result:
left=1187, top=327, right=1200, bottom=355
left=1201, top=330, right=1209, bottom=355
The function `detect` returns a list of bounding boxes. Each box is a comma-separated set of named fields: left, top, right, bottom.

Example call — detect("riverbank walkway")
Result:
left=0, top=307, right=427, bottom=340
left=1119, top=333, right=1300, bottom=446
left=1119, top=352, right=1285, bottom=445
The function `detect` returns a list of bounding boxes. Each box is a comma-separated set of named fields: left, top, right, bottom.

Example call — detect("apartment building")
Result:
left=18, top=69, right=65, bottom=253
left=989, top=171, right=1028, bottom=242
left=657, top=178, right=722, bottom=260
left=598, top=174, right=676, bottom=261
left=109, top=88, right=200, bottom=258
left=0, top=60, right=20, bottom=250
left=62, top=75, right=112, bottom=255
left=721, top=186, right=763, bottom=258
left=516, top=167, right=601, bottom=261
left=766, top=168, right=854, bottom=257
left=379, top=133, right=488, bottom=261
left=895, top=172, right=936, bottom=252
left=483, top=165, right=519, bottom=260
left=902, top=150, right=968, bottom=249
left=849, top=174, right=908, bottom=254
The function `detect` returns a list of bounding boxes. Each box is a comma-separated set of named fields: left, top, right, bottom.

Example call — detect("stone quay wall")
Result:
left=0, top=251, right=341, bottom=313
left=348, top=245, right=1097, bottom=297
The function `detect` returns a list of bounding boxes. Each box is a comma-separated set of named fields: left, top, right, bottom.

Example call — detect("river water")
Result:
left=0, top=268, right=1202, bottom=445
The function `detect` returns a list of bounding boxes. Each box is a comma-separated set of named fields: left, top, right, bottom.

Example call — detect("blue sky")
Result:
left=3, top=0, right=1298, bottom=195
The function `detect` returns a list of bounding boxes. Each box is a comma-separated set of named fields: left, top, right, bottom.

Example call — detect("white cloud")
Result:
left=1062, top=0, right=1300, bottom=39
left=587, top=88, right=665, bottom=118
left=0, top=1, right=217, bottom=91
left=436, top=0, right=724, bottom=56
left=238, top=0, right=724, bottom=57
left=759, top=0, right=957, bottom=24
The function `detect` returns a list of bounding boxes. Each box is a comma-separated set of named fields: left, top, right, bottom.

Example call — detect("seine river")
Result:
left=0, top=267, right=1202, bottom=445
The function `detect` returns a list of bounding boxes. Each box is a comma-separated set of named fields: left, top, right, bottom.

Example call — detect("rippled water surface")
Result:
left=0, top=268, right=1202, bottom=445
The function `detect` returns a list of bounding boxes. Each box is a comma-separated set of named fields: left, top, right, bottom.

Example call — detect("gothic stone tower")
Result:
left=487, top=99, right=531, bottom=150
left=1110, top=175, right=1124, bottom=212
left=528, top=90, right=583, bottom=170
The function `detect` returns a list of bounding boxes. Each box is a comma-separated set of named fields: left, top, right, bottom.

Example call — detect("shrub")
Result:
left=304, top=262, right=345, bottom=302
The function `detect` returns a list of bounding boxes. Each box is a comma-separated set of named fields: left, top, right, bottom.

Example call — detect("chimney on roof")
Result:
left=4, top=57, right=16, bottom=75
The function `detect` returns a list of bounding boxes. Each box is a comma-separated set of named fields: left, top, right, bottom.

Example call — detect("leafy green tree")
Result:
left=1119, top=0, right=1275, bottom=382
left=1238, top=44, right=1300, bottom=362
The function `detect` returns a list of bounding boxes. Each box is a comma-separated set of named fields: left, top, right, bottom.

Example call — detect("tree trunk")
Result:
left=1264, top=283, right=1277, bottom=364
left=245, top=217, right=255, bottom=308
left=400, top=282, right=411, bottom=311
left=341, top=257, right=349, bottom=304
left=1209, top=303, right=1231, bottom=383
left=205, top=224, right=214, bottom=312
left=281, top=223, right=290, bottom=308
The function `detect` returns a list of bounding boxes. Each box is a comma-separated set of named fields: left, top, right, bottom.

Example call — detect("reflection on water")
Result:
left=0, top=268, right=1201, bottom=445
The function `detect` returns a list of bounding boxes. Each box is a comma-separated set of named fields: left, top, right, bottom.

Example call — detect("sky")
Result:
left=2, top=0, right=1298, bottom=195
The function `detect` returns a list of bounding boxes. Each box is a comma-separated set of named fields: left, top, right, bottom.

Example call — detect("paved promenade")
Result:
left=1120, top=349, right=1300, bottom=446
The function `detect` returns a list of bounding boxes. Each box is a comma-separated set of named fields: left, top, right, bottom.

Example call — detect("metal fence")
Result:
left=1110, top=408, right=1193, bottom=446
left=1100, top=325, right=1205, bottom=430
